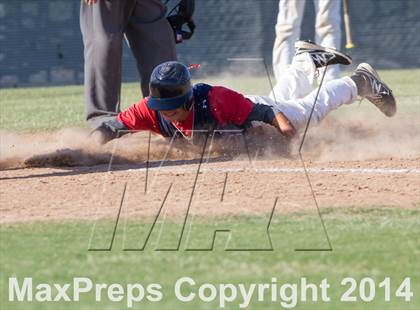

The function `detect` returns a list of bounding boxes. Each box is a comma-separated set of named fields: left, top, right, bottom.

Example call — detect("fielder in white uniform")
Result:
left=273, top=0, right=342, bottom=82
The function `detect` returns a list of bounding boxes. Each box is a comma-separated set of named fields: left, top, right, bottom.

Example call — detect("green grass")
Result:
left=1, top=207, right=419, bottom=309
left=0, top=71, right=419, bottom=309
left=1, top=69, right=419, bottom=131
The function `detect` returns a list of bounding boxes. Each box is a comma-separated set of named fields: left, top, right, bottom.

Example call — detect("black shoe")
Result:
left=295, top=40, right=352, bottom=68
left=353, top=63, right=396, bottom=117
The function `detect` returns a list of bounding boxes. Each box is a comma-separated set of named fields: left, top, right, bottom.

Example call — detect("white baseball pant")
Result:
left=246, top=52, right=357, bottom=130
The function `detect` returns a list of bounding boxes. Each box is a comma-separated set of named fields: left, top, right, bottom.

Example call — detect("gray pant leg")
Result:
left=125, top=0, right=177, bottom=96
left=80, top=0, right=133, bottom=128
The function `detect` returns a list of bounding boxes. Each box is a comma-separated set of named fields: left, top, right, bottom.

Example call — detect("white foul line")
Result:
left=127, top=166, right=420, bottom=175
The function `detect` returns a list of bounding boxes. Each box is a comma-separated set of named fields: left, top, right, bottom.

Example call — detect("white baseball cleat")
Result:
left=295, top=40, right=352, bottom=68
left=353, top=63, right=396, bottom=117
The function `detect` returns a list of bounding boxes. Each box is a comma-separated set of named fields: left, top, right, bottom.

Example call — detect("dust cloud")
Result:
left=0, top=112, right=419, bottom=169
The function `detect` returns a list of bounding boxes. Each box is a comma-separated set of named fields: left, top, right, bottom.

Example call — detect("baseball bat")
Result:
left=343, top=0, right=355, bottom=49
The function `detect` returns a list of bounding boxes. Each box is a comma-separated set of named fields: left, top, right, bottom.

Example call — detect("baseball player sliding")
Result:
left=94, top=41, right=396, bottom=144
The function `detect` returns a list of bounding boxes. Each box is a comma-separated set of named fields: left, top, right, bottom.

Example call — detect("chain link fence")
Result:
left=0, top=0, right=418, bottom=87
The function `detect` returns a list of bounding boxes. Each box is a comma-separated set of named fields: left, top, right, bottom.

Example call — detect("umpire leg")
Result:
left=80, top=0, right=132, bottom=128
left=125, top=0, right=177, bottom=97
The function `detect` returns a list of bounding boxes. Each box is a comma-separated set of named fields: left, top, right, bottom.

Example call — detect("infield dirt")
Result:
left=1, top=112, right=419, bottom=224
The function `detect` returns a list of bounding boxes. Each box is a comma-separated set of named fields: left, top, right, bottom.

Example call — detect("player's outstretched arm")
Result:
left=244, top=102, right=296, bottom=139
left=272, top=112, right=296, bottom=138
left=90, top=118, right=128, bottom=145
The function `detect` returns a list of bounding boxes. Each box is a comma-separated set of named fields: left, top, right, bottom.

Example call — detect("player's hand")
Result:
left=272, top=112, right=296, bottom=138
left=84, top=0, right=98, bottom=5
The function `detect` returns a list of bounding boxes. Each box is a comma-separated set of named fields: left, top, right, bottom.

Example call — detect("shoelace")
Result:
left=310, top=52, right=336, bottom=66
left=370, top=95, right=386, bottom=108
left=359, top=73, right=391, bottom=109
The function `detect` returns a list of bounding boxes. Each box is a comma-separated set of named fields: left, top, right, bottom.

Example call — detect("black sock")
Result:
left=350, top=74, right=368, bottom=97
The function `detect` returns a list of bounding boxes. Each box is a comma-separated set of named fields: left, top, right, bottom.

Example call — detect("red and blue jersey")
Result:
left=116, top=83, right=276, bottom=139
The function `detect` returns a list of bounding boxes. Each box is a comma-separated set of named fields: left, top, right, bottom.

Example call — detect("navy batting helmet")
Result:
left=147, top=61, right=193, bottom=111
